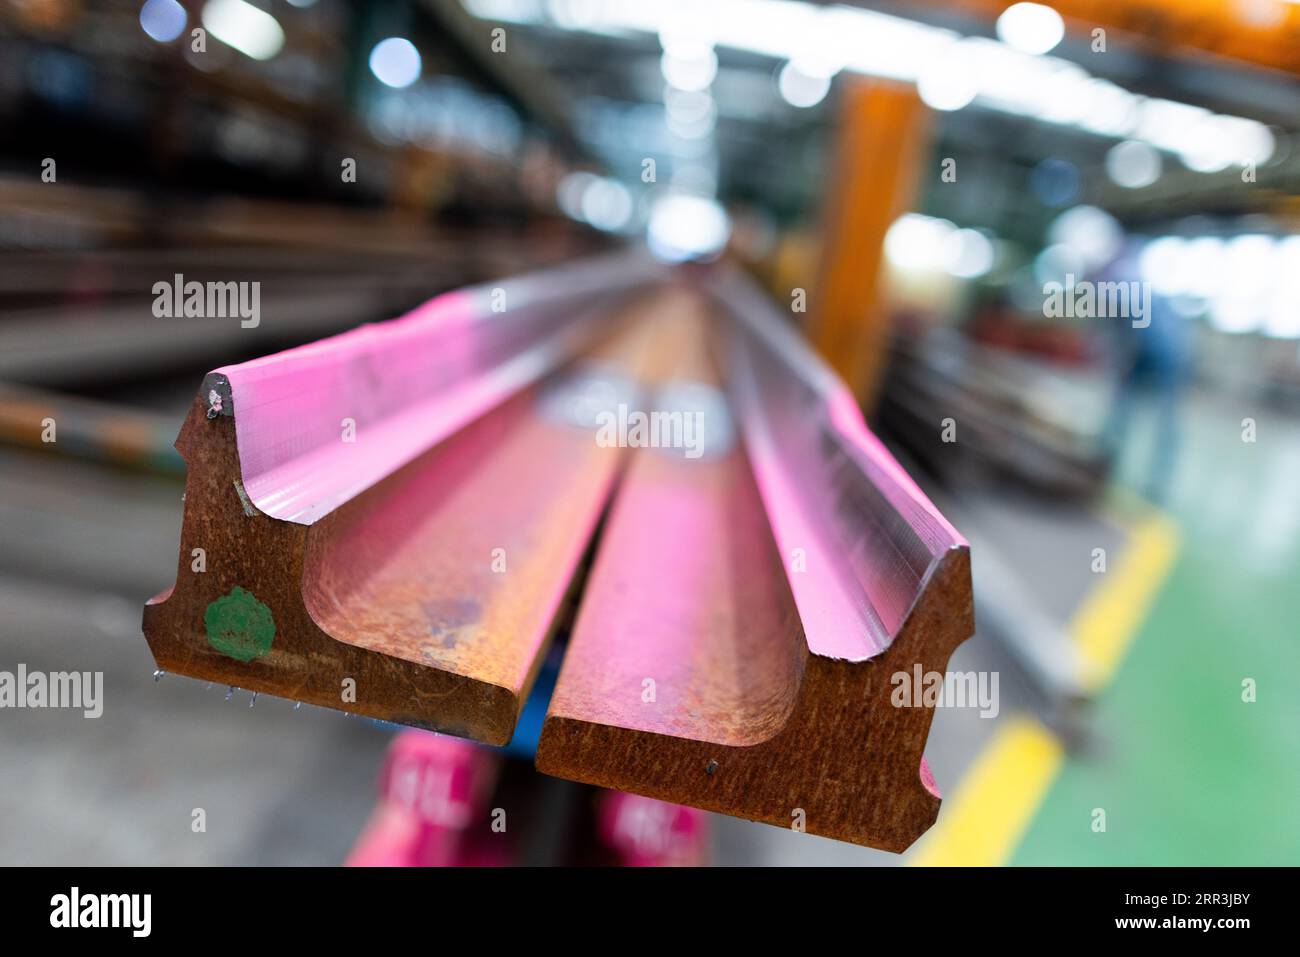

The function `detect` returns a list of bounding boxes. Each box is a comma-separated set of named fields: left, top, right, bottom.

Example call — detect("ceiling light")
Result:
left=1105, top=140, right=1162, bottom=189
left=201, top=0, right=284, bottom=61
left=996, top=3, right=1065, bottom=56
left=369, top=37, right=422, bottom=89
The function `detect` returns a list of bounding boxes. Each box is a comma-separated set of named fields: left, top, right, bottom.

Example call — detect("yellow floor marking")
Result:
left=1072, top=510, right=1180, bottom=692
left=908, top=503, right=1180, bottom=867
left=908, top=716, right=1063, bottom=866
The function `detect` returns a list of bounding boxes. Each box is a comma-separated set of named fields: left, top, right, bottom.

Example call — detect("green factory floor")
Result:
left=1012, top=389, right=1300, bottom=865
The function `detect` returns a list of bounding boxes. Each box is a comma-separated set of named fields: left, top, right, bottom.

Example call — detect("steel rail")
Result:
left=142, top=256, right=973, bottom=849
left=143, top=253, right=668, bottom=743
left=535, top=268, right=973, bottom=851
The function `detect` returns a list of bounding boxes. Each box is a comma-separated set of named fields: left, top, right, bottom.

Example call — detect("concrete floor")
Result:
left=0, top=440, right=388, bottom=865
left=0, top=573, right=386, bottom=865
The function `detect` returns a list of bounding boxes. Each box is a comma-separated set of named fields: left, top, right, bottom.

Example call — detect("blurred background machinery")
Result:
left=1, top=0, right=1297, bottom=865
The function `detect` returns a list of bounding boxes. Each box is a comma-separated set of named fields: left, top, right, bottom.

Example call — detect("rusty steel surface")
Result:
left=143, top=259, right=679, bottom=744
left=534, top=272, right=973, bottom=851
left=210, top=250, right=663, bottom=524
left=141, top=255, right=973, bottom=849
left=715, top=265, right=967, bottom=662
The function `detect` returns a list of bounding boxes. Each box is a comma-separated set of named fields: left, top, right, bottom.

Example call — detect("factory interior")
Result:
left=1, top=0, right=1297, bottom=868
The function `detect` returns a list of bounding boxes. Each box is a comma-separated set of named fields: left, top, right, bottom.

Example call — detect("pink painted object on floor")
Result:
left=347, top=731, right=506, bottom=867
left=598, top=792, right=710, bottom=867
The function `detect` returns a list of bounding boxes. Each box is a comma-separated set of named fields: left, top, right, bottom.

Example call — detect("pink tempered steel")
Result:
left=143, top=252, right=672, bottom=741
left=711, top=266, right=966, bottom=662
left=209, top=250, right=664, bottom=523
left=535, top=273, right=973, bottom=850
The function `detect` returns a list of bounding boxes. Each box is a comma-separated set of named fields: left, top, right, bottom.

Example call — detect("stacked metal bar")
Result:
left=143, top=252, right=667, bottom=743
left=141, top=253, right=973, bottom=850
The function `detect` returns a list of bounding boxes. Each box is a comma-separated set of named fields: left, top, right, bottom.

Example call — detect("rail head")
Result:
left=209, top=249, right=664, bottom=524
left=142, top=259, right=676, bottom=742
left=703, top=265, right=968, bottom=663
left=140, top=251, right=973, bottom=847
left=535, top=281, right=974, bottom=849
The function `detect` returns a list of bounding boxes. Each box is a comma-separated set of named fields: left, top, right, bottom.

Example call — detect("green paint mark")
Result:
left=204, top=586, right=275, bottom=662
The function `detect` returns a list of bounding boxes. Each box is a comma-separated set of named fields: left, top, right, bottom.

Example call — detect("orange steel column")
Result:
left=809, top=80, right=930, bottom=413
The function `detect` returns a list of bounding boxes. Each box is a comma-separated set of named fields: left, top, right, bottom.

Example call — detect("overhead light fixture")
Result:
left=660, top=49, right=717, bottom=92
left=1139, top=237, right=1188, bottom=296
left=777, top=61, right=831, bottom=109
left=1105, top=140, right=1162, bottom=189
left=556, top=171, right=598, bottom=221
left=462, top=0, right=1274, bottom=167
left=580, top=177, right=634, bottom=232
left=647, top=193, right=730, bottom=262
left=946, top=228, right=996, bottom=278
left=201, top=0, right=285, bottom=61
left=1047, top=205, right=1122, bottom=270
left=664, top=88, right=717, bottom=139
left=885, top=214, right=955, bottom=272
left=140, top=0, right=187, bottom=43
left=916, top=43, right=977, bottom=112
left=369, top=37, right=422, bottom=89
left=885, top=214, right=997, bottom=278
left=995, top=3, right=1065, bottom=56
left=1263, top=236, right=1300, bottom=339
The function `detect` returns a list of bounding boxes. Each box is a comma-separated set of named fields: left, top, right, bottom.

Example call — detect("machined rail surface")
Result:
left=141, top=254, right=973, bottom=849
left=535, top=278, right=972, bottom=850
left=143, top=253, right=669, bottom=742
